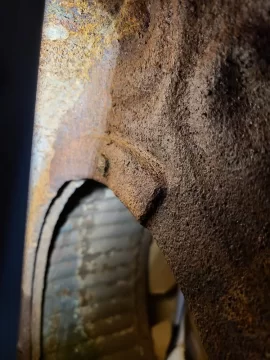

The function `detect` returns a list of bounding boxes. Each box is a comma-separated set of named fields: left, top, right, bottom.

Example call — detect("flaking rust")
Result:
left=20, top=0, right=270, bottom=358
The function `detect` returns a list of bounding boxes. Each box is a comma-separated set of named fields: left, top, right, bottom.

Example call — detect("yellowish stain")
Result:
left=28, top=0, right=147, bottom=245
left=26, top=163, right=53, bottom=247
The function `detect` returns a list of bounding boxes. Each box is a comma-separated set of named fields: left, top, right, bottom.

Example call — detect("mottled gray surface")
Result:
left=42, top=188, right=155, bottom=360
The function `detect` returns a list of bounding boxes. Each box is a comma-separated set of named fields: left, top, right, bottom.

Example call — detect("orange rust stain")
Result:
left=27, top=0, right=149, bottom=247
left=221, top=285, right=256, bottom=331
left=26, top=163, right=53, bottom=248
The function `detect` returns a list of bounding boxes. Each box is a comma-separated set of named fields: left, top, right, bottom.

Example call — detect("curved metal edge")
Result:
left=31, top=180, right=84, bottom=360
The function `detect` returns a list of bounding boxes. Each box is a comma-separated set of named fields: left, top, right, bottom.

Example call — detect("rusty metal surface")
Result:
left=21, top=0, right=270, bottom=358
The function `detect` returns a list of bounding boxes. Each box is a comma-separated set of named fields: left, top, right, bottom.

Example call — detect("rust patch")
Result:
left=26, top=164, right=52, bottom=248
left=21, top=0, right=270, bottom=358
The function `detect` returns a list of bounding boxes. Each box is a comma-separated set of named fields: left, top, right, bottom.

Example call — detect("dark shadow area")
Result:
left=0, top=0, right=45, bottom=358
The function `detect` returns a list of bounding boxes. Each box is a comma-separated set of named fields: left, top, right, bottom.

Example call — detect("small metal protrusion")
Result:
left=97, top=154, right=110, bottom=177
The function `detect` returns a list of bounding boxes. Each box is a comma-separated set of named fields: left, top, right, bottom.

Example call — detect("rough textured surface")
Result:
left=21, top=0, right=270, bottom=359
left=103, top=1, right=270, bottom=358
